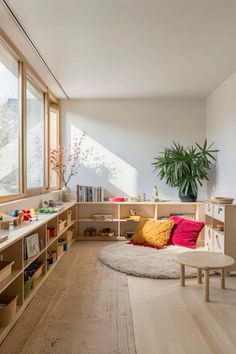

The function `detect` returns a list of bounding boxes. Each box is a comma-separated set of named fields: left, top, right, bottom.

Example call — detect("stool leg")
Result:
left=197, top=268, right=202, bottom=284
left=221, top=269, right=225, bottom=289
left=180, top=263, right=185, bottom=287
left=204, top=269, right=210, bottom=302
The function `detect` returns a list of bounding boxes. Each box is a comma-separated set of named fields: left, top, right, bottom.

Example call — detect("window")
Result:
left=0, top=29, right=60, bottom=202
left=49, top=104, right=59, bottom=189
left=26, top=76, right=45, bottom=189
left=0, top=40, right=21, bottom=197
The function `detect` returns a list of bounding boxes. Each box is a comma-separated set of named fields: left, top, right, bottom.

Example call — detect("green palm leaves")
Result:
left=152, top=140, right=218, bottom=196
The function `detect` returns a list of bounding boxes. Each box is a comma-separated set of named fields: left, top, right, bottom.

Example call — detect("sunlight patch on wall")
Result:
left=71, top=125, right=138, bottom=196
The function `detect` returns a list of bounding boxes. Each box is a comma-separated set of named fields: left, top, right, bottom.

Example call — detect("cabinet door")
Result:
left=213, top=231, right=225, bottom=254
left=205, top=202, right=213, bottom=217
left=205, top=226, right=213, bottom=251
left=213, top=205, right=225, bottom=222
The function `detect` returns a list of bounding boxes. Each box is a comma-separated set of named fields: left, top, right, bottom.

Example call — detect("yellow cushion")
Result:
left=143, top=219, right=175, bottom=248
left=131, top=217, right=148, bottom=243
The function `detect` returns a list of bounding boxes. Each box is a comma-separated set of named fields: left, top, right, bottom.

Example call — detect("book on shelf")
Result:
left=76, top=185, right=105, bottom=202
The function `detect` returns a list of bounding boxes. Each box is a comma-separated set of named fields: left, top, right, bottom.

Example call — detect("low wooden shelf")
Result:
left=76, top=201, right=204, bottom=242
left=0, top=201, right=77, bottom=344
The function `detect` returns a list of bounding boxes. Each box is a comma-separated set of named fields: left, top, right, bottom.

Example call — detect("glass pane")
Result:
left=0, top=41, right=20, bottom=196
left=49, top=107, right=58, bottom=188
left=26, top=77, right=45, bottom=188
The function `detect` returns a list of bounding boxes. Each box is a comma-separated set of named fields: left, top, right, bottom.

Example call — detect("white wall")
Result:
left=206, top=70, right=236, bottom=199
left=61, top=99, right=206, bottom=200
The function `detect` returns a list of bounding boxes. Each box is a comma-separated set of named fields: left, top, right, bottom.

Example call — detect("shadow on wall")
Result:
left=207, top=164, right=217, bottom=199
left=71, top=125, right=138, bottom=198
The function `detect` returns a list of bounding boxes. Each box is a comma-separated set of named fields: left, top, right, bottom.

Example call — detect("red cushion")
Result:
left=169, top=216, right=204, bottom=249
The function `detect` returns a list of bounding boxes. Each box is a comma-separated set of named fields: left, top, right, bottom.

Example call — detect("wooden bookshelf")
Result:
left=0, top=201, right=77, bottom=344
left=76, top=201, right=205, bottom=242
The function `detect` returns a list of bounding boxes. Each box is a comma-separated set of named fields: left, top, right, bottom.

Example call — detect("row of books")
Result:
left=76, top=185, right=105, bottom=202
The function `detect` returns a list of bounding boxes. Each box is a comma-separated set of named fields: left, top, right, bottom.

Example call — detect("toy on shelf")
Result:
left=84, top=227, right=96, bottom=237
left=127, top=209, right=141, bottom=221
left=0, top=212, right=19, bottom=230
left=99, top=228, right=115, bottom=237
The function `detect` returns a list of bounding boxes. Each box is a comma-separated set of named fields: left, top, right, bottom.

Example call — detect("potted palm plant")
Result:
left=152, top=140, right=218, bottom=202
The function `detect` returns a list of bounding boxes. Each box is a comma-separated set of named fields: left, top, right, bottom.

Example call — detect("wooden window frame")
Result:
left=0, top=27, right=60, bottom=203
left=49, top=102, right=61, bottom=191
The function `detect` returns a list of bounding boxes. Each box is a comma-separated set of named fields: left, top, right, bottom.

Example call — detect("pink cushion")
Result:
left=169, top=216, right=204, bottom=249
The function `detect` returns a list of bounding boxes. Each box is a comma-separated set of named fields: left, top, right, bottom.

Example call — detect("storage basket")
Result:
left=67, top=228, right=75, bottom=242
left=58, top=220, right=67, bottom=233
left=0, top=294, right=18, bottom=327
left=0, top=261, right=14, bottom=284
left=24, top=275, right=34, bottom=299
left=57, top=243, right=64, bottom=258
left=67, top=210, right=72, bottom=225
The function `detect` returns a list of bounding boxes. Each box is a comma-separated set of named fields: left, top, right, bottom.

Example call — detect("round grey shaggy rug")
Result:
left=98, top=242, right=198, bottom=279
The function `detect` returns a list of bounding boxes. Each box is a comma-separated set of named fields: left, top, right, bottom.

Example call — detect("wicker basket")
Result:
left=0, top=294, right=18, bottom=327
left=0, top=261, right=14, bottom=284
left=58, top=220, right=67, bottom=233
left=24, top=276, right=33, bottom=299
left=67, top=210, right=72, bottom=225
left=99, top=231, right=115, bottom=238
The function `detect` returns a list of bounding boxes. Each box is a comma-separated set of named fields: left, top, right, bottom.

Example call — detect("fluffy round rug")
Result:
left=98, top=242, right=198, bottom=279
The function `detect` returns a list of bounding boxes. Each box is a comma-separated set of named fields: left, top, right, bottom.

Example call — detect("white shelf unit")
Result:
left=205, top=202, right=236, bottom=271
left=0, top=202, right=77, bottom=345
left=76, top=201, right=205, bottom=243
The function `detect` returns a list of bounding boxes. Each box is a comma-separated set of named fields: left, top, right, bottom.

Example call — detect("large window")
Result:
left=26, top=77, right=45, bottom=189
left=0, top=41, right=21, bottom=197
left=0, top=29, right=60, bottom=202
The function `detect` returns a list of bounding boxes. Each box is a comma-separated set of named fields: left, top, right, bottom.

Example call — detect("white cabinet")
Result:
left=213, top=205, right=225, bottom=222
left=212, top=230, right=224, bottom=254
left=204, top=202, right=236, bottom=270
left=205, top=202, right=213, bottom=217
left=205, top=226, right=213, bottom=251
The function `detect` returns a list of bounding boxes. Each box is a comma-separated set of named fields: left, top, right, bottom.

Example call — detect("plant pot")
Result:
left=62, top=185, right=71, bottom=202
left=179, top=190, right=197, bottom=202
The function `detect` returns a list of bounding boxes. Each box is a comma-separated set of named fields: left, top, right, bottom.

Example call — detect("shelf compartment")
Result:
left=46, top=216, right=58, bottom=245
left=77, top=203, right=119, bottom=219
left=120, top=204, right=155, bottom=219
left=78, top=221, right=118, bottom=240
left=0, top=239, right=23, bottom=271
left=23, top=225, right=47, bottom=268
left=1, top=273, right=24, bottom=307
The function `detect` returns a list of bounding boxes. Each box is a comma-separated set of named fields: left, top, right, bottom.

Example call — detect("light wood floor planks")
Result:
left=128, top=274, right=236, bottom=354
left=0, top=242, right=136, bottom=354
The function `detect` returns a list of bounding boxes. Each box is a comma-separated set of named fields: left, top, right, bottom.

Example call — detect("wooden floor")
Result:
left=0, top=242, right=136, bottom=354
left=1, top=241, right=236, bottom=354
left=128, top=274, right=236, bottom=354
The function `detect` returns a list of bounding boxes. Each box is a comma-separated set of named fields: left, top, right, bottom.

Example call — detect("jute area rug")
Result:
left=98, top=242, right=198, bottom=279
left=0, top=241, right=136, bottom=354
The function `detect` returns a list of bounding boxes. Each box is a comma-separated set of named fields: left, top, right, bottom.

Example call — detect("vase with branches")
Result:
left=50, top=132, right=89, bottom=201
left=152, top=139, right=219, bottom=202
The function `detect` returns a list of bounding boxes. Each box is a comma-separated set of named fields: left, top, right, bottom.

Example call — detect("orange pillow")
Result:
left=143, top=219, right=175, bottom=248
left=131, top=217, right=147, bottom=243
left=132, top=217, right=175, bottom=248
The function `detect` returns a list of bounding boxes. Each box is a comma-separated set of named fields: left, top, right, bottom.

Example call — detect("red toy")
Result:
left=22, top=210, right=32, bottom=222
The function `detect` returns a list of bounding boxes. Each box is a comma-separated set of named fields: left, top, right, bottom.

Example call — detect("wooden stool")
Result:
left=177, top=251, right=235, bottom=302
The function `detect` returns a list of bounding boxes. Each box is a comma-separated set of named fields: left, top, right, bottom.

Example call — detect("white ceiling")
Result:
left=1, top=0, right=236, bottom=99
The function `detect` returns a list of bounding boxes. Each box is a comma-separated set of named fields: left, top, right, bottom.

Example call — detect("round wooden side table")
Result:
left=177, top=251, right=235, bottom=302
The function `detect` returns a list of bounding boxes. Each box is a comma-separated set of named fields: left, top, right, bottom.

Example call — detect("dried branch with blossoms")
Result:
left=50, top=132, right=89, bottom=186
